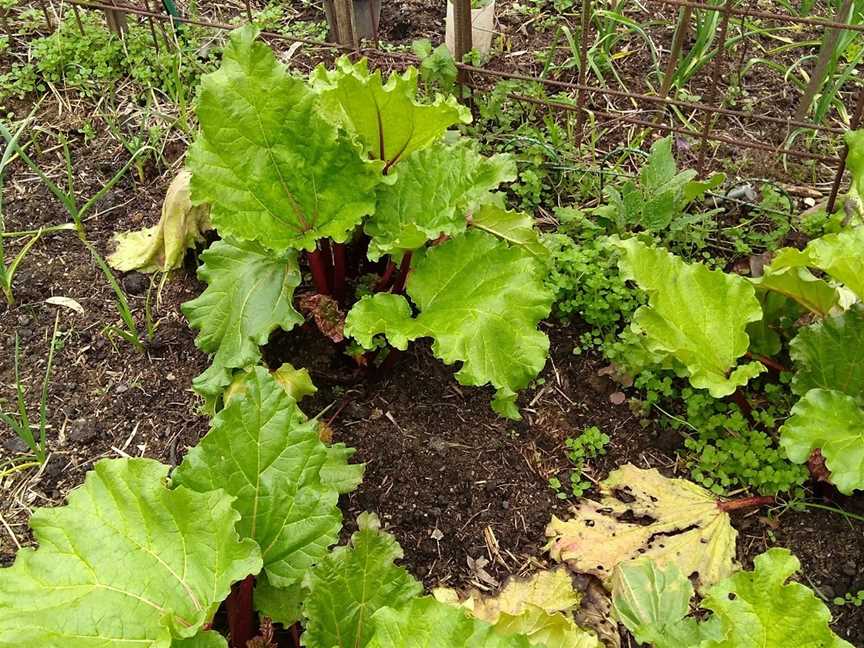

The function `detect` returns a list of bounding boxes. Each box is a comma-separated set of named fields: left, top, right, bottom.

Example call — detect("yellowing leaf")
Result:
left=436, top=569, right=602, bottom=648
left=546, top=464, right=737, bottom=593
left=109, top=170, right=212, bottom=273
left=223, top=362, right=317, bottom=407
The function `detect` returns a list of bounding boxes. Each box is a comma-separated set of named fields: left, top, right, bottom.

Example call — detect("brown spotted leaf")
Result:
left=299, top=293, right=346, bottom=343
left=545, top=464, right=737, bottom=594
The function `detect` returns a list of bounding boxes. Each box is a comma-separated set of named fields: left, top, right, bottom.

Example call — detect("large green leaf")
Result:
left=611, top=560, right=722, bottom=648
left=365, top=140, right=516, bottom=260
left=367, top=598, right=534, bottom=648
left=345, top=230, right=553, bottom=419
left=750, top=258, right=839, bottom=317
left=182, top=239, right=303, bottom=399
left=302, top=513, right=423, bottom=648
left=187, top=27, right=381, bottom=252
left=470, top=204, right=549, bottom=263
left=702, top=548, right=853, bottom=648
left=173, top=367, right=345, bottom=588
left=612, top=238, right=765, bottom=397
left=779, top=388, right=864, bottom=494
left=254, top=574, right=303, bottom=627
left=768, top=228, right=864, bottom=301
left=790, top=305, right=864, bottom=404
left=174, top=632, right=229, bottom=648
left=0, top=458, right=261, bottom=647
left=310, top=57, right=471, bottom=169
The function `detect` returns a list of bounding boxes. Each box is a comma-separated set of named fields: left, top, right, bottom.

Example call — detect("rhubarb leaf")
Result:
left=224, top=362, right=318, bottom=408
left=346, top=230, right=553, bottom=419
left=750, top=257, right=839, bottom=317
left=470, top=204, right=549, bottom=263
left=612, top=237, right=765, bottom=397
left=790, top=305, right=864, bottom=404
left=109, top=170, right=212, bottom=273
left=365, top=140, right=516, bottom=260
left=174, top=367, right=344, bottom=588
left=436, top=569, right=603, bottom=648
left=367, top=598, right=534, bottom=648
left=182, top=238, right=303, bottom=399
left=188, top=27, right=381, bottom=252
left=803, top=227, right=864, bottom=300
left=321, top=443, right=365, bottom=494
left=344, top=292, right=419, bottom=350
left=0, top=458, right=261, bottom=646
left=546, top=464, right=737, bottom=593
left=611, top=559, right=721, bottom=648
left=302, top=512, right=423, bottom=648
left=174, top=631, right=230, bottom=648
left=254, top=574, right=303, bottom=627
left=779, top=388, right=864, bottom=494
left=702, top=548, right=854, bottom=648
left=310, top=57, right=471, bottom=168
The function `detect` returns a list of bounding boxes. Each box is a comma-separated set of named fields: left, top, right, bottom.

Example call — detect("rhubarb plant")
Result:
left=0, top=369, right=538, bottom=648
left=611, top=550, right=853, bottom=648
left=178, top=26, right=552, bottom=419
left=612, top=220, right=864, bottom=493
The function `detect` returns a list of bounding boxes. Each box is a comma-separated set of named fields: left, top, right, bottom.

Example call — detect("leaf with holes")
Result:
left=612, top=237, right=765, bottom=397
left=174, top=367, right=349, bottom=588
left=545, top=464, right=737, bottom=593
left=310, top=56, right=471, bottom=170
left=182, top=238, right=303, bottom=399
left=188, top=27, right=382, bottom=252
left=0, top=458, right=261, bottom=647
left=365, top=140, right=516, bottom=260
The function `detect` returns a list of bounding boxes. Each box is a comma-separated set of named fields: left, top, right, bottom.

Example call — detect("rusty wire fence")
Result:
left=21, top=0, right=864, bottom=210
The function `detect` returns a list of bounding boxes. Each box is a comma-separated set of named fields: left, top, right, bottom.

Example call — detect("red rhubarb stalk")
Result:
left=332, top=242, right=347, bottom=304
left=307, top=247, right=331, bottom=296
left=226, top=575, right=256, bottom=648
left=392, top=252, right=412, bottom=294
left=375, top=260, right=397, bottom=292
left=717, top=495, right=775, bottom=512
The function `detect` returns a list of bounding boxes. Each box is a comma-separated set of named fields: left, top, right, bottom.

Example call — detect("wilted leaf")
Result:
left=298, top=293, right=346, bottom=343
left=702, top=548, right=853, bottom=648
left=365, top=140, right=516, bottom=261
left=546, top=464, right=737, bottom=593
left=109, top=170, right=212, bottom=273
left=302, top=512, right=423, bottom=648
left=182, top=239, right=303, bottom=399
left=224, top=362, right=318, bottom=408
left=790, top=305, right=864, bottom=404
left=0, top=458, right=261, bottom=646
left=310, top=57, right=471, bottom=168
left=779, top=388, right=864, bottom=495
left=366, top=597, right=534, bottom=648
left=612, top=238, right=765, bottom=397
left=174, top=367, right=345, bottom=587
left=188, top=27, right=382, bottom=252
left=436, top=569, right=603, bottom=648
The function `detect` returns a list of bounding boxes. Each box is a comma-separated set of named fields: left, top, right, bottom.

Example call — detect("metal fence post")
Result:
left=826, top=86, right=864, bottom=214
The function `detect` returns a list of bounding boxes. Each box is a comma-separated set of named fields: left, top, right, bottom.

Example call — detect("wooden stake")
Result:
left=453, top=0, right=472, bottom=83
left=333, top=0, right=357, bottom=47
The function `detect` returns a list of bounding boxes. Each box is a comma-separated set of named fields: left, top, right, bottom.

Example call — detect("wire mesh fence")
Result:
left=23, top=0, right=864, bottom=209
